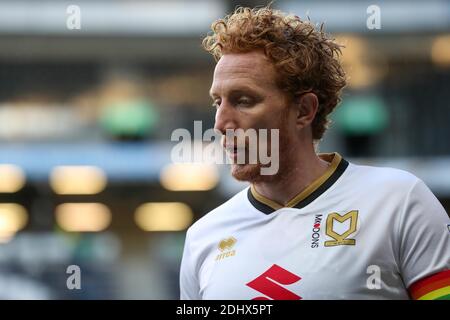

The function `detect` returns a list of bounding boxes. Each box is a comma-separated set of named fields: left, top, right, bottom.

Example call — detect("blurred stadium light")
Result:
left=431, top=35, right=450, bottom=66
left=160, top=163, right=219, bottom=191
left=50, top=166, right=107, bottom=195
left=0, top=164, right=26, bottom=193
left=55, top=202, right=112, bottom=232
left=134, top=202, right=193, bottom=232
left=0, top=203, right=28, bottom=243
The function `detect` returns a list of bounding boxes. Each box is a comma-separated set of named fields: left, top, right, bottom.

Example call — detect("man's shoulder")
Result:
left=347, top=160, right=421, bottom=188
left=186, top=187, right=250, bottom=238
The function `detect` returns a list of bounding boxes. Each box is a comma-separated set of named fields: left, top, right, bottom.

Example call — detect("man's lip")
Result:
left=223, top=145, right=245, bottom=152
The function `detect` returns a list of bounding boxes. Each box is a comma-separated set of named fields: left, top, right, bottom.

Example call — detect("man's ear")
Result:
left=294, top=92, right=319, bottom=128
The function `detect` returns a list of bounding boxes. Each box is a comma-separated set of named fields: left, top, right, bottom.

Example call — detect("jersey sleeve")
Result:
left=179, top=229, right=201, bottom=300
left=397, top=179, right=450, bottom=299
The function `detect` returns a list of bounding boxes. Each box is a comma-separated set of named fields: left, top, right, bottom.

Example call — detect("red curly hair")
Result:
left=202, top=6, right=347, bottom=140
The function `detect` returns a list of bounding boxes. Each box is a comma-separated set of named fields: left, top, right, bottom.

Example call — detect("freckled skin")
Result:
left=210, top=51, right=297, bottom=183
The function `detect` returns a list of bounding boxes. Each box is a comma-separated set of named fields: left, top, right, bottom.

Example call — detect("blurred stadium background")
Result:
left=0, top=0, right=449, bottom=299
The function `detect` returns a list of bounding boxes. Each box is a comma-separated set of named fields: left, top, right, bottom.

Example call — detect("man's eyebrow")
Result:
left=209, top=86, right=260, bottom=99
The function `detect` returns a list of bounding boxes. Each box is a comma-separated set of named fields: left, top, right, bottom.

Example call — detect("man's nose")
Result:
left=214, top=102, right=237, bottom=134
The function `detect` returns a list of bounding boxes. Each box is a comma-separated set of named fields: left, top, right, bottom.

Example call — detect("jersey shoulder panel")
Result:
left=346, top=162, right=421, bottom=188
left=186, top=187, right=251, bottom=240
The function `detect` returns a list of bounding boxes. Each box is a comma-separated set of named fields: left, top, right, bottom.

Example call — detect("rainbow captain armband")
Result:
left=409, top=270, right=450, bottom=300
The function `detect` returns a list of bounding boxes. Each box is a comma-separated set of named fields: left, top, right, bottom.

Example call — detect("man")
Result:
left=179, top=6, right=450, bottom=299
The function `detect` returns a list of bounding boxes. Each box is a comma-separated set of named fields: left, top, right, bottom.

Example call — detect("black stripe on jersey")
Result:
left=247, top=187, right=278, bottom=214
left=247, top=158, right=349, bottom=214
left=292, top=158, right=349, bottom=210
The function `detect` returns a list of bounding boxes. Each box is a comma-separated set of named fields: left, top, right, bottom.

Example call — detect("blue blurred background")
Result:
left=0, top=0, right=449, bottom=299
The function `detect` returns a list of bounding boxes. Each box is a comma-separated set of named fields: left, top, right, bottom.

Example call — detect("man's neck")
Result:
left=253, top=148, right=330, bottom=207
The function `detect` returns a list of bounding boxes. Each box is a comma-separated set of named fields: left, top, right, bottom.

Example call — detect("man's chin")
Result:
left=230, top=163, right=263, bottom=183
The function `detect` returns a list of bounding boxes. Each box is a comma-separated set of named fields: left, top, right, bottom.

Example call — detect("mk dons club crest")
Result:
left=325, top=210, right=359, bottom=247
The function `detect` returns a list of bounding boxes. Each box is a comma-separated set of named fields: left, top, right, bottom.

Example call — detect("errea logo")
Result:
left=218, top=237, right=236, bottom=251
left=216, top=237, right=237, bottom=261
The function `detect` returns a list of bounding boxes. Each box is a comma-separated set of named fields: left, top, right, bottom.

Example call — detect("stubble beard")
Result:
left=230, top=110, right=294, bottom=184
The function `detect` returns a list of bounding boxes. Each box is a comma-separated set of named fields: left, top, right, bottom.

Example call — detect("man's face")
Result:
left=210, top=51, right=297, bottom=182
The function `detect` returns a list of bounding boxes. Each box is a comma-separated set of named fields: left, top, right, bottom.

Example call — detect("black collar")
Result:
left=247, top=153, right=349, bottom=214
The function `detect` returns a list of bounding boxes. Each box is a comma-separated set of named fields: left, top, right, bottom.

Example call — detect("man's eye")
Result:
left=237, top=98, right=252, bottom=106
left=212, top=100, right=221, bottom=108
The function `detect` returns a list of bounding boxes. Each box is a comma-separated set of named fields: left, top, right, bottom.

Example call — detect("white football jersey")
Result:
left=180, top=153, right=450, bottom=300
